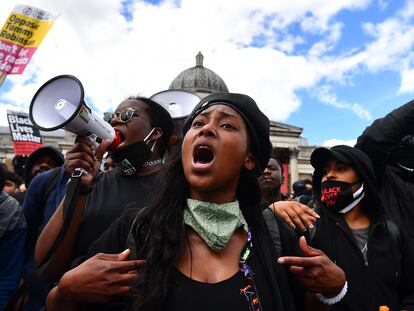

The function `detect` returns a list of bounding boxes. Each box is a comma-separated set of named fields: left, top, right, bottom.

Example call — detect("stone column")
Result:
left=289, top=147, right=299, bottom=190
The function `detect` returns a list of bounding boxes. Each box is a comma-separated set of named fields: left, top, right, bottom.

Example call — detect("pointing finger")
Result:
left=277, top=255, right=321, bottom=268
left=298, top=236, right=323, bottom=257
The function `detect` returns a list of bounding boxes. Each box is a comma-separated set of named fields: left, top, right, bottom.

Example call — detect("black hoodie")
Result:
left=310, top=145, right=414, bottom=311
left=355, top=99, right=414, bottom=240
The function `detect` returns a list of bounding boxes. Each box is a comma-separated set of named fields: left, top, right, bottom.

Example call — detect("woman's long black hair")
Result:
left=131, top=142, right=263, bottom=310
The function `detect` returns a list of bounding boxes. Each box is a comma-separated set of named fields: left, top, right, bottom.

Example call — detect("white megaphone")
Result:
left=150, top=89, right=201, bottom=139
left=29, top=75, right=121, bottom=150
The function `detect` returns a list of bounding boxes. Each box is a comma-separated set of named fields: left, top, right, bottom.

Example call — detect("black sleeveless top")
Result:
left=161, top=250, right=276, bottom=311
left=162, top=269, right=249, bottom=311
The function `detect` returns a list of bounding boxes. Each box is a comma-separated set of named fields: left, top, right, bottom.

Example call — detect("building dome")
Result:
left=169, top=52, right=229, bottom=96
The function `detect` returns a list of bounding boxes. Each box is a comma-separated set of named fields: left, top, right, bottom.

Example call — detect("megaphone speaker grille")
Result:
left=30, top=75, right=84, bottom=131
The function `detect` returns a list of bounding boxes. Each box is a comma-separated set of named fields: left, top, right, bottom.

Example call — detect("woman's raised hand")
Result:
left=269, top=201, right=319, bottom=231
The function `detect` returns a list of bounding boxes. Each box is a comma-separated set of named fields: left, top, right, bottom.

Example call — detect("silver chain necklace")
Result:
left=142, top=158, right=162, bottom=167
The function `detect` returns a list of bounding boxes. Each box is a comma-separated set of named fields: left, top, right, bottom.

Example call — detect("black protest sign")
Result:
left=7, top=110, right=43, bottom=155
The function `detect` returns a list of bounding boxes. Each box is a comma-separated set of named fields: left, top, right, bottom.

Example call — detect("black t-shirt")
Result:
left=85, top=207, right=140, bottom=258
left=73, top=168, right=160, bottom=259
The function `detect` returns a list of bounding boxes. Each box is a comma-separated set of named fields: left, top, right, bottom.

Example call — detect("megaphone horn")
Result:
left=150, top=89, right=201, bottom=140
left=29, top=75, right=121, bottom=150
left=150, top=89, right=201, bottom=119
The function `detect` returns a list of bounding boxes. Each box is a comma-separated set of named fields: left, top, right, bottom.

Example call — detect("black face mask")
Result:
left=110, top=129, right=155, bottom=176
left=320, top=179, right=364, bottom=213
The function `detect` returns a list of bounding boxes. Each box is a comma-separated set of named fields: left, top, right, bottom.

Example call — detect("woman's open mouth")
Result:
left=192, top=144, right=215, bottom=172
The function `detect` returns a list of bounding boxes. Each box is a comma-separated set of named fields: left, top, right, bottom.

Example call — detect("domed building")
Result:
left=169, top=52, right=229, bottom=98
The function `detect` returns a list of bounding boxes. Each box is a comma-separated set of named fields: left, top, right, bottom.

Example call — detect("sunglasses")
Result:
left=104, top=107, right=148, bottom=124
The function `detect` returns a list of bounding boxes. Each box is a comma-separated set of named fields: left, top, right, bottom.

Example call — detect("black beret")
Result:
left=182, top=92, right=272, bottom=176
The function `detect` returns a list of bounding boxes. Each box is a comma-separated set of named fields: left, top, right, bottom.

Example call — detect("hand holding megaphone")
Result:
left=29, top=75, right=121, bottom=151
left=64, top=136, right=111, bottom=188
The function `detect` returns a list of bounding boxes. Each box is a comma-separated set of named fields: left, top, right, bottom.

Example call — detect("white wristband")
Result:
left=315, top=281, right=348, bottom=305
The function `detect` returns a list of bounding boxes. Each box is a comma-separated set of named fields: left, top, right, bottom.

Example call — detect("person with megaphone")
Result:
left=33, top=95, right=173, bottom=307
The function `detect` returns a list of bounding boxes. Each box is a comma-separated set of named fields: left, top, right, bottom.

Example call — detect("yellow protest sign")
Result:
left=0, top=5, right=58, bottom=75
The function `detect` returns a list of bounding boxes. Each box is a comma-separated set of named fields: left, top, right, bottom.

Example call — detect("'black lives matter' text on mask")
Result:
left=320, top=180, right=365, bottom=214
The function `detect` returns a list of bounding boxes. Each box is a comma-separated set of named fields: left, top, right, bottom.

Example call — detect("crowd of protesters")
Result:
left=1, top=92, right=414, bottom=311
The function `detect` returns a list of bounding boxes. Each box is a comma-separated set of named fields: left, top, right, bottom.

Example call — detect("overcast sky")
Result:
left=1, top=0, right=414, bottom=146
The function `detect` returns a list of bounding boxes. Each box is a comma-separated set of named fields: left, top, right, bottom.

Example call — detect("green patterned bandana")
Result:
left=184, top=198, right=248, bottom=251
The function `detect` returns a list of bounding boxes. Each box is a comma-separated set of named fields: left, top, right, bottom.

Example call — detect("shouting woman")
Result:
left=46, top=93, right=343, bottom=311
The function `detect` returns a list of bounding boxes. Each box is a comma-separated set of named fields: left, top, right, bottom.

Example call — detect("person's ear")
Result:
left=149, top=127, right=163, bottom=141
left=243, top=153, right=256, bottom=171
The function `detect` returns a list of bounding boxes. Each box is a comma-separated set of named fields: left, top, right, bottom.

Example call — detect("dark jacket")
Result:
left=20, top=167, right=68, bottom=310
left=0, top=192, right=26, bottom=309
left=355, top=99, right=414, bottom=239
left=312, top=209, right=414, bottom=310
left=311, top=145, right=414, bottom=310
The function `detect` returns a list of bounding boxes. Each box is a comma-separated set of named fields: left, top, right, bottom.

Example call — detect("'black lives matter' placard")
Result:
left=7, top=110, right=43, bottom=155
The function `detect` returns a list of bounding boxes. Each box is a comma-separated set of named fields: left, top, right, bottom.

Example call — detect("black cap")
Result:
left=311, top=147, right=352, bottom=169
left=182, top=92, right=272, bottom=176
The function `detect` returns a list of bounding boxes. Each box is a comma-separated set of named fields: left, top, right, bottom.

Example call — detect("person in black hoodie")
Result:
left=355, top=99, right=414, bottom=241
left=272, top=100, right=414, bottom=241
left=308, top=145, right=414, bottom=310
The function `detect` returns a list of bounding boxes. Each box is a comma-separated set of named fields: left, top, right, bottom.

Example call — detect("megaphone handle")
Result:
left=72, top=168, right=88, bottom=178
left=86, top=134, right=100, bottom=151
left=71, top=168, right=97, bottom=195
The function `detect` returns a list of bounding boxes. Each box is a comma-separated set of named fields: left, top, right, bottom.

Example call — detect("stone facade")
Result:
left=268, top=121, right=317, bottom=193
